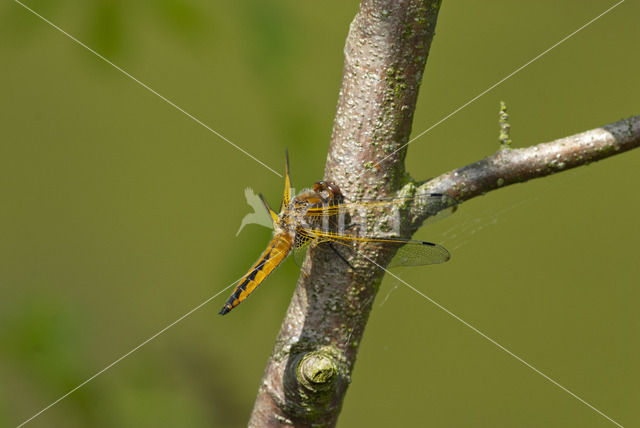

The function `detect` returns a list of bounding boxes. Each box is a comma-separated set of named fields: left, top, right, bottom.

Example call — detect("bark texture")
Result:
left=248, top=0, right=640, bottom=426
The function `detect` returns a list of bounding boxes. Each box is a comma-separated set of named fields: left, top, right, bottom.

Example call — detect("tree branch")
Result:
left=409, top=115, right=640, bottom=229
left=249, top=1, right=443, bottom=426
left=248, top=0, right=639, bottom=425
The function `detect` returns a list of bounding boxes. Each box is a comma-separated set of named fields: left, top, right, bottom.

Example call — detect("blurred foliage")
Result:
left=0, top=299, right=102, bottom=426
left=89, top=0, right=124, bottom=60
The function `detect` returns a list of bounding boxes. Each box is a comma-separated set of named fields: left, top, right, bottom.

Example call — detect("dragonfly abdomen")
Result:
left=219, top=233, right=293, bottom=315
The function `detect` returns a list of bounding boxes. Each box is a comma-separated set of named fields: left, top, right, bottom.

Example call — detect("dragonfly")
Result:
left=219, top=152, right=456, bottom=315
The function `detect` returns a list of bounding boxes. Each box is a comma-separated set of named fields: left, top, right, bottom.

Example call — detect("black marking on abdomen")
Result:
left=225, top=242, right=276, bottom=306
left=247, top=247, right=271, bottom=282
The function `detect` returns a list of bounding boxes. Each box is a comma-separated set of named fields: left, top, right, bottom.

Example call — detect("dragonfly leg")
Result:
left=329, top=242, right=355, bottom=270
left=344, top=221, right=360, bottom=231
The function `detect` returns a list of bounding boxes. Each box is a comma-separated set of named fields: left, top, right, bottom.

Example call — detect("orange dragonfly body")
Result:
left=219, top=153, right=455, bottom=315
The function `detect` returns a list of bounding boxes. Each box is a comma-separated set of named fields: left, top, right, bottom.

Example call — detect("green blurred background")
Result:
left=1, top=1, right=638, bottom=427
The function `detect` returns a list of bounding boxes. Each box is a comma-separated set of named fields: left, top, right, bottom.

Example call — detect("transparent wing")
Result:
left=387, top=240, right=450, bottom=267
left=304, top=193, right=457, bottom=226
left=306, top=229, right=450, bottom=268
left=292, top=243, right=310, bottom=267
left=292, top=227, right=317, bottom=267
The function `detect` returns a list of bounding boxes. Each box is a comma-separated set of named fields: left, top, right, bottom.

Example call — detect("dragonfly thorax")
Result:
left=276, top=184, right=344, bottom=249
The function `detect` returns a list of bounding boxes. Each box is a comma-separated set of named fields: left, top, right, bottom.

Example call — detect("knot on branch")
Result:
left=282, top=343, right=349, bottom=423
left=298, top=352, right=338, bottom=392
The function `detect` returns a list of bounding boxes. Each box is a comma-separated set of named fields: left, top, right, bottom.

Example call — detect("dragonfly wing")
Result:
left=304, top=229, right=450, bottom=268
left=282, top=149, right=291, bottom=209
left=219, top=233, right=293, bottom=315
left=387, top=240, right=450, bottom=267
left=292, top=245, right=308, bottom=267
left=291, top=226, right=319, bottom=267
left=303, top=193, right=457, bottom=226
